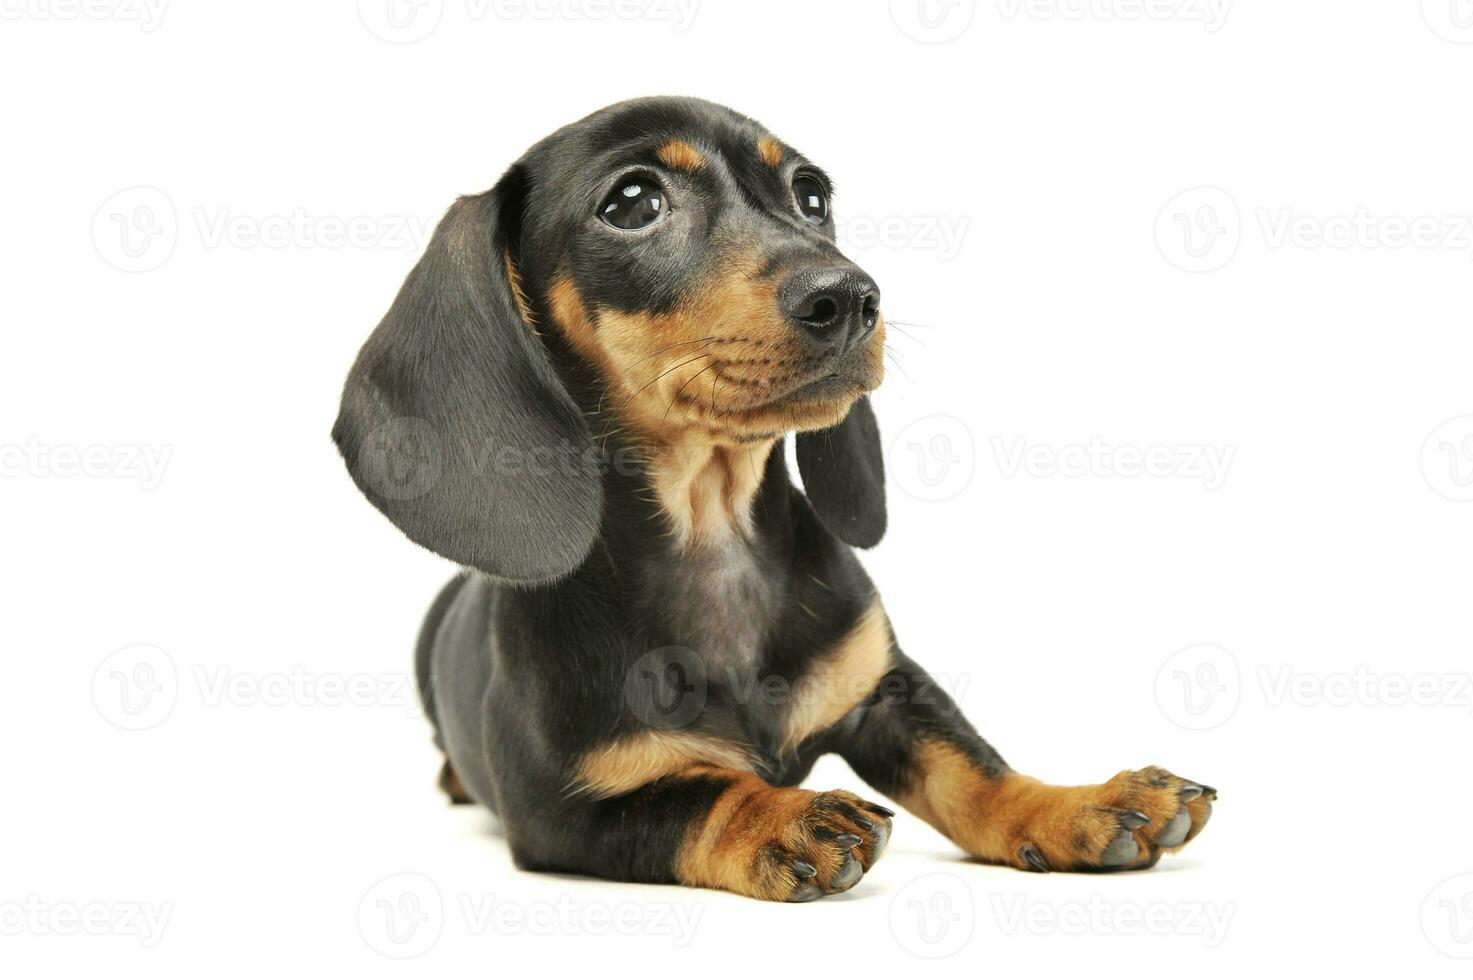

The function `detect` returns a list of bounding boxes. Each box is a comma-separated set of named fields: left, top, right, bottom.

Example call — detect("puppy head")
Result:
left=517, top=97, right=885, bottom=443
left=334, top=98, right=887, bottom=583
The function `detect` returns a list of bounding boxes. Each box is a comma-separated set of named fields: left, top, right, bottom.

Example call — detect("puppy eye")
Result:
left=599, top=180, right=666, bottom=230
left=792, top=174, right=828, bottom=225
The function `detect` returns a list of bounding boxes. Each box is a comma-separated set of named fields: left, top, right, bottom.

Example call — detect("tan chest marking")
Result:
left=781, top=597, right=893, bottom=751
left=573, top=730, right=757, bottom=800
left=648, top=436, right=775, bottom=545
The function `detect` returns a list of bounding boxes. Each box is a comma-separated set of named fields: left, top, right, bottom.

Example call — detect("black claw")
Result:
left=1179, top=785, right=1203, bottom=801
left=1199, top=784, right=1218, bottom=799
left=792, top=860, right=817, bottom=879
left=854, top=816, right=875, bottom=831
left=868, top=804, right=896, bottom=818
left=834, top=832, right=863, bottom=849
left=1020, top=843, right=1051, bottom=873
left=1119, top=810, right=1151, bottom=830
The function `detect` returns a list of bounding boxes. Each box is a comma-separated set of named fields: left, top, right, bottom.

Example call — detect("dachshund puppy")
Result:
left=333, top=97, right=1216, bottom=902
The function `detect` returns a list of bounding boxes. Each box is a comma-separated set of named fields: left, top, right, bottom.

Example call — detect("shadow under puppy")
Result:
left=333, top=97, right=1216, bottom=902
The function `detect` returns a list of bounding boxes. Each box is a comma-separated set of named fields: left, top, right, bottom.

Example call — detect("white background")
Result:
left=4, top=0, right=1473, bottom=975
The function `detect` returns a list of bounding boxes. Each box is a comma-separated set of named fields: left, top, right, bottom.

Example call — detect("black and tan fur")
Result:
left=333, top=97, right=1216, bottom=902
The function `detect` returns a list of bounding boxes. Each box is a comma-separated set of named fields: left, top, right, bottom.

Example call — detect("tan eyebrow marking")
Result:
left=756, top=135, right=784, bottom=168
left=656, top=139, right=708, bottom=173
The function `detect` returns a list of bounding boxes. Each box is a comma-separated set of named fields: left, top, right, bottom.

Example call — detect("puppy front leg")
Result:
left=529, top=767, right=894, bottom=902
left=840, top=653, right=1217, bottom=872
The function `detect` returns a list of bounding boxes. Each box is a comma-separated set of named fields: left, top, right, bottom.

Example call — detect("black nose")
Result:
left=780, top=267, right=881, bottom=351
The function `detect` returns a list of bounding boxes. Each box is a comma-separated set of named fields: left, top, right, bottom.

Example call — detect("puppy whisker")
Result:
left=663, top=361, right=717, bottom=429
left=883, top=346, right=913, bottom=384
left=625, top=336, right=718, bottom=370
left=620, top=351, right=714, bottom=411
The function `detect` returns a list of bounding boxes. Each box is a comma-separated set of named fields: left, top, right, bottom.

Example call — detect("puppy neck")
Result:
left=643, top=429, right=777, bottom=548
left=541, top=294, right=781, bottom=548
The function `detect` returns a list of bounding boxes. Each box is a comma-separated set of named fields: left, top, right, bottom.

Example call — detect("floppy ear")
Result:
left=795, top=396, right=886, bottom=548
left=332, top=169, right=601, bottom=583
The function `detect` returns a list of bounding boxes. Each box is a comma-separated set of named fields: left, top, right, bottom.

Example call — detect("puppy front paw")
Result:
left=1008, top=766, right=1216, bottom=872
left=679, top=785, right=894, bottom=901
